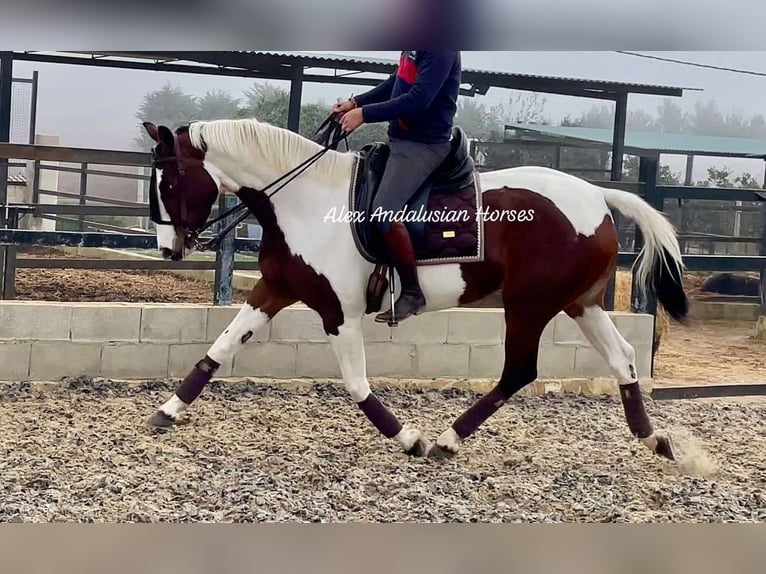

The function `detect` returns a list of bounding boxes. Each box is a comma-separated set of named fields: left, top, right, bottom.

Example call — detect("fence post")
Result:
left=631, top=156, right=661, bottom=375
left=213, top=195, right=236, bottom=306
left=603, top=93, right=628, bottom=311
left=631, top=155, right=660, bottom=314
left=78, top=162, right=88, bottom=231
left=0, top=53, right=13, bottom=300
left=1, top=208, right=18, bottom=299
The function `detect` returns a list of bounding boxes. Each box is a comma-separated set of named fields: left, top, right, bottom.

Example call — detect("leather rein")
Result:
left=148, top=114, right=349, bottom=252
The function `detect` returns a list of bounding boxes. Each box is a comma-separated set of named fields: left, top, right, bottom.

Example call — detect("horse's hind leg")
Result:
left=568, top=304, right=674, bottom=460
left=147, top=280, right=295, bottom=428
left=428, top=313, right=549, bottom=459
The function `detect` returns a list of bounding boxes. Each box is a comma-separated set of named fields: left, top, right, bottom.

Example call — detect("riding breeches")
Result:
left=370, top=137, right=452, bottom=234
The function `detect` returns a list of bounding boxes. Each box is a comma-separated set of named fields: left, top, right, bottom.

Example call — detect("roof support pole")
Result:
left=610, top=93, right=628, bottom=181
left=0, top=52, right=12, bottom=225
left=603, top=92, right=628, bottom=311
left=0, top=52, right=14, bottom=300
left=287, top=65, right=303, bottom=133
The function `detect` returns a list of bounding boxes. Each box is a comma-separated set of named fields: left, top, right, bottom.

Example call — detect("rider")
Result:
left=334, top=51, right=462, bottom=323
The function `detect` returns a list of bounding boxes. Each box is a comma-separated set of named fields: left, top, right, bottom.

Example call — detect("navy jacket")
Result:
left=355, top=51, right=461, bottom=144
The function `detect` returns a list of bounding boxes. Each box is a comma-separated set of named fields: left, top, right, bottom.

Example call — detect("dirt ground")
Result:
left=653, top=320, right=766, bottom=385
left=0, top=379, right=763, bottom=523
left=14, top=247, right=251, bottom=304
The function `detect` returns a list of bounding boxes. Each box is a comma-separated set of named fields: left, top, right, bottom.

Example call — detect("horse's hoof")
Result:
left=427, top=443, right=458, bottom=460
left=405, top=437, right=430, bottom=458
left=146, top=410, right=176, bottom=430
left=655, top=433, right=675, bottom=461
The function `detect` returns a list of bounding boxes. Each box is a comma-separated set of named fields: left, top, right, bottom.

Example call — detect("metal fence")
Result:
left=0, top=142, right=261, bottom=302
left=1, top=142, right=765, bottom=313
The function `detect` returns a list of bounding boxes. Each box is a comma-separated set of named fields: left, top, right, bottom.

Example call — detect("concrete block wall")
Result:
left=0, top=301, right=654, bottom=382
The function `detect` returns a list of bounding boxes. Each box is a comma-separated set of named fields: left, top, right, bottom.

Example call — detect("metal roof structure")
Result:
left=1, top=50, right=696, bottom=225
left=12, top=51, right=693, bottom=100
left=505, top=123, right=766, bottom=159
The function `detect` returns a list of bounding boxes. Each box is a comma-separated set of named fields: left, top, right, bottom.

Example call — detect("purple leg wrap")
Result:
left=357, top=393, right=403, bottom=439
left=175, top=357, right=219, bottom=405
left=619, top=382, right=653, bottom=439
left=452, top=387, right=508, bottom=440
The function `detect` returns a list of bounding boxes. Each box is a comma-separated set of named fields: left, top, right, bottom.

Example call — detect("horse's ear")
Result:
left=158, top=125, right=176, bottom=150
left=143, top=122, right=160, bottom=143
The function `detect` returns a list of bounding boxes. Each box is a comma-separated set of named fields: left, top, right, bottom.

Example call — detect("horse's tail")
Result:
left=601, top=187, right=689, bottom=322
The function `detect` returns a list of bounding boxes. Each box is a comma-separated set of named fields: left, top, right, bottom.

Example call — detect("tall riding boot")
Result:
left=375, top=222, right=426, bottom=323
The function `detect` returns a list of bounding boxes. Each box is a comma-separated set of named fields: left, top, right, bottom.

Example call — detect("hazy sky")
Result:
left=11, top=51, right=766, bottom=181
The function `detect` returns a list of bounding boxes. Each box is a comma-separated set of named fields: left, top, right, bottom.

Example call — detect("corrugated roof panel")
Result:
left=62, top=51, right=689, bottom=94
left=240, top=51, right=691, bottom=92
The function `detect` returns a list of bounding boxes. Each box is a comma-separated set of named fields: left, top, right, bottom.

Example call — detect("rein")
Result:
left=150, top=114, right=349, bottom=252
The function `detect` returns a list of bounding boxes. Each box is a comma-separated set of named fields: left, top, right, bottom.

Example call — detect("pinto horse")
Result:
left=142, top=118, right=687, bottom=461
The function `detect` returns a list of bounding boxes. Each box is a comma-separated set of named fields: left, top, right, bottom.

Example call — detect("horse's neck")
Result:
left=229, top=153, right=355, bottom=242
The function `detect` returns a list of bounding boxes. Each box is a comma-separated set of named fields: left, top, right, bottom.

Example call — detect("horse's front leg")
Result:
left=147, top=280, right=295, bottom=428
left=327, top=316, right=429, bottom=456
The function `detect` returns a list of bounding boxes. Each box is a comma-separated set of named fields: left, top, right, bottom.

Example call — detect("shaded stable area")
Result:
left=1, top=50, right=688, bottom=305
left=497, top=123, right=766, bottom=319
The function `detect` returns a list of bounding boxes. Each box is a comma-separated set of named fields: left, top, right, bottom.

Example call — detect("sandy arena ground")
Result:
left=0, top=379, right=764, bottom=523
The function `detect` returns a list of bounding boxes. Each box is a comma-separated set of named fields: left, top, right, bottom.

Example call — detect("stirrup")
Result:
left=374, top=266, right=399, bottom=327
left=386, top=265, right=398, bottom=327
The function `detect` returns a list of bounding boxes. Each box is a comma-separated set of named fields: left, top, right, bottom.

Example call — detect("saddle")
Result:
left=347, top=126, right=485, bottom=313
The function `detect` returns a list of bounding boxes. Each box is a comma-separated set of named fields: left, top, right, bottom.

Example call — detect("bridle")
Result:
left=148, top=115, right=349, bottom=252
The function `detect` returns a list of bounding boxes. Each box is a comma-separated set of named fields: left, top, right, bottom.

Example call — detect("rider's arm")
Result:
left=360, top=52, right=456, bottom=123
left=352, top=74, right=396, bottom=107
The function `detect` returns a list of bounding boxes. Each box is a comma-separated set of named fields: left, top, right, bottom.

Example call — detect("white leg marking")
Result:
left=436, top=428, right=461, bottom=453
left=574, top=306, right=638, bottom=386
left=394, top=427, right=423, bottom=451
left=327, top=316, right=424, bottom=452
left=159, top=395, right=188, bottom=419
left=575, top=305, right=660, bottom=452
left=640, top=435, right=659, bottom=451
left=207, top=303, right=270, bottom=365
left=326, top=317, right=371, bottom=403
left=156, top=303, right=270, bottom=422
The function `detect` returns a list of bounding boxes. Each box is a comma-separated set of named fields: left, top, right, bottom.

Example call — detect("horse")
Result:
left=141, top=118, right=688, bottom=461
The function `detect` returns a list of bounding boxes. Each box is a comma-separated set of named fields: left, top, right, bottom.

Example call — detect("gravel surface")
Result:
left=1, top=378, right=763, bottom=523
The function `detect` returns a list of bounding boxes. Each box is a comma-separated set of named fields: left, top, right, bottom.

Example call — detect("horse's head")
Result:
left=142, top=122, right=220, bottom=261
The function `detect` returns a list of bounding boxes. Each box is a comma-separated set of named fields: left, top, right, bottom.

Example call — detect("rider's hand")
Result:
left=339, top=107, right=364, bottom=133
left=332, top=98, right=357, bottom=117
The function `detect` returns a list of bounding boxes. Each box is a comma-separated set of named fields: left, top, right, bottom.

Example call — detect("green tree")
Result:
left=627, top=109, right=655, bottom=131
left=654, top=98, right=688, bottom=133
left=697, top=165, right=734, bottom=188
left=455, top=97, right=498, bottom=140
left=622, top=156, right=680, bottom=184
left=236, top=82, right=290, bottom=126
left=735, top=172, right=760, bottom=188
left=133, top=83, right=199, bottom=150
left=197, top=90, right=241, bottom=120
left=236, top=82, right=389, bottom=150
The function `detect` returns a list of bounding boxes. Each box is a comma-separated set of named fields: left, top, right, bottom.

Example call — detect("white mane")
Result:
left=188, top=118, right=356, bottom=187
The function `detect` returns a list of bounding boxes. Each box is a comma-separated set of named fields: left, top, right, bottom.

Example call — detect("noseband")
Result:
left=148, top=115, right=349, bottom=253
